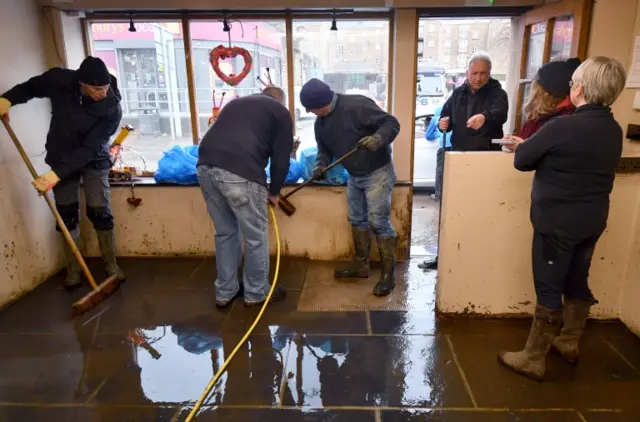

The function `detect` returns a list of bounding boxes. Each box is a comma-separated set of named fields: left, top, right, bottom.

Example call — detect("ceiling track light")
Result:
left=128, top=14, right=136, bottom=32
left=330, top=11, right=338, bottom=31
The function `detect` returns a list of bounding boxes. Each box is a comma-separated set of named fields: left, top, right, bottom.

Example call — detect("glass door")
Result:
left=514, top=0, right=593, bottom=134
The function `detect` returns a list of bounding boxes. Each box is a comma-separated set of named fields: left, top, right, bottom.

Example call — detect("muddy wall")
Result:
left=0, top=0, right=65, bottom=308
left=437, top=153, right=640, bottom=320
left=79, top=185, right=412, bottom=261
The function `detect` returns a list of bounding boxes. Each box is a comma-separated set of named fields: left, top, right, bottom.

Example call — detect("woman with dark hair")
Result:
left=516, top=58, right=582, bottom=141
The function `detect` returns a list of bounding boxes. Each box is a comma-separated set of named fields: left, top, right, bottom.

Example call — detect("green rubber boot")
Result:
left=335, top=227, right=370, bottom=279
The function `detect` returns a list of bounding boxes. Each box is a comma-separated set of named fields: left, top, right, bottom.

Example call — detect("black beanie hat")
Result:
left=536, top=57, right=582, bottom=99
left=77, top=56, right=111, bottom=86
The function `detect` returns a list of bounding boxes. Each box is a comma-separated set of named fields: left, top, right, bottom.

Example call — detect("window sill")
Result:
left=107, top=178, right=412, bottom=188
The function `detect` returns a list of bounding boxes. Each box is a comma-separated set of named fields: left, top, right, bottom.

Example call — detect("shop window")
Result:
left=189, top=20, right=288, bottom=139
left=292, top=19, right=390, bottom=158
left=89, top=21, right=189, bottom=173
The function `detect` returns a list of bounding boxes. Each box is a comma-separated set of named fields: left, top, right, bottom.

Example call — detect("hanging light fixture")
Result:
left=128, top=14, right=137, bottom=32
left=330, top=11, right=338, bottom=31
left=222, top=15, right=231, bottom=32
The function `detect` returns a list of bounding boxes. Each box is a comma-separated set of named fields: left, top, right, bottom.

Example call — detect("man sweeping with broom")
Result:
left=0, top=56, right=125, bottom=288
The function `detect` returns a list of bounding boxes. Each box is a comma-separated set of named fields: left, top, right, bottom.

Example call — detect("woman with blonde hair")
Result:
left=500, top=56, right=626, bottom=381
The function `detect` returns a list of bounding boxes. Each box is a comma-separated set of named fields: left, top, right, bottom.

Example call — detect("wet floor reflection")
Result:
left=2, top=257, right=640, bottom=421
left=281, top=335, right=472, bottom=408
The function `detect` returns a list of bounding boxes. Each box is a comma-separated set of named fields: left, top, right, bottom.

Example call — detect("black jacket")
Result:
left=197, top=93, right=293, bottom=196
left=315, top=94, right=400, bottom=176
left=440, top=78, right=508, bottom=151
left=514, top=104, right=623, bottom=240
left=2, top=68, right=122, bottom=179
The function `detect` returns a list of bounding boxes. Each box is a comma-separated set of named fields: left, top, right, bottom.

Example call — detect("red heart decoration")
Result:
left=209, top=45, right=253, bottom=87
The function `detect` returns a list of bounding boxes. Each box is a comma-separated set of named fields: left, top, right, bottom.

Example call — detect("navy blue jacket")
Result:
left=315, top=94, right=399, bottom=176
left=2, top=68, right=122, bottom=179
left=514, top=104, right=622, bottom=240
left=197, top=93, right=293, bottom=195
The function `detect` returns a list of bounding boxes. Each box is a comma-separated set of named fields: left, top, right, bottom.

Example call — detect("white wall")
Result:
left=0, top=0, right=64, bottom=307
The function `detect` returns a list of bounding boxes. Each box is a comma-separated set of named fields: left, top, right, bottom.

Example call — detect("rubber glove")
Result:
left=32, top=170, right=60, bottom=194
left=358, top=133, right=384, bottom=151
left=0, top=97, right=11, bottom=118
left=312, top=165, right=327, bottom=180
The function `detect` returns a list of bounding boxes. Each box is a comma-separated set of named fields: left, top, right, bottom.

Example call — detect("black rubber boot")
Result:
left=373, top=236, right=397, bottom=297
left=551, top=298, right=595, bottom=364
left=335, top=227, right=370, bottom=279
left=62, top=228, right=82, bottom=289
left=96, top=229, right=125, bottom=280
left=497, top=303, right=562, bottom=381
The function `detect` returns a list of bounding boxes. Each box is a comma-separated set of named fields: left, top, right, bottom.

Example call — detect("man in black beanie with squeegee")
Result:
left=0, top=56, right=125, bottom=288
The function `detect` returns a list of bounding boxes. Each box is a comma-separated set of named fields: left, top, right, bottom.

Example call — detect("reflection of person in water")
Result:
left=72, top=318, right=150, bottom=407
left=172, top=318, right=289, bottom=406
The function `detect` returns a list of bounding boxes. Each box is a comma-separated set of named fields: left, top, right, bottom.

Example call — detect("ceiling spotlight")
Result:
left=330, top=12, right=338, bottom=31
left=128, top=15, right=136, bottom=32
left=223, top=16, right=231, bottom=32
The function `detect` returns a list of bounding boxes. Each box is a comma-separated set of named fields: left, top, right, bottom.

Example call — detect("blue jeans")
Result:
left=347, top=162, right=396, bottom=237
left=197, top=166, right=270, bottom=303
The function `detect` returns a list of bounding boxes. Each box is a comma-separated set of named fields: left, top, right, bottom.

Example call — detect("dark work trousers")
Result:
left=52, top=166, right=114, bottom=232
left=434, top=146, right=452, bottom=200
left=532, top=231, right=599, bottom=311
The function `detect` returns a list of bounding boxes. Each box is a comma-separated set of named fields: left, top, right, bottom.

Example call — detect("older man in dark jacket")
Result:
left=300, top=78, right=400, bottom=296
left=439, top=52, right=508, bottom=151
left=0, top=56, right=124, bottom=288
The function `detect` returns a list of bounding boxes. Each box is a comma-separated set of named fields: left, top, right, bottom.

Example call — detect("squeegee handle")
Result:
left=282, top=146, right=361, bottom=200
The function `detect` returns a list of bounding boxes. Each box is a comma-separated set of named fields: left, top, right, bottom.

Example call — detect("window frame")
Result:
left=82, top=12, right=394, bottom=176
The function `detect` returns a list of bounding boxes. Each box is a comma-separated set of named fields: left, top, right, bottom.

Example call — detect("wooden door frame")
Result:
left=513, top=0, right=593, bottom=134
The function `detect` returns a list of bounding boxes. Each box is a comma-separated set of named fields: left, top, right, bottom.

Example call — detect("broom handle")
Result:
left=1, top=118, right=98, bottom=290
left=282, top=146, right=361, bottom=200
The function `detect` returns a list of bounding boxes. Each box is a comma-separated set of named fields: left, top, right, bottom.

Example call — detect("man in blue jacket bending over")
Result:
left=300, top=79, right=400, bottom=296
left=197, top=87, right=293, bottom=309
left=0, top=57, right=124, bottom=288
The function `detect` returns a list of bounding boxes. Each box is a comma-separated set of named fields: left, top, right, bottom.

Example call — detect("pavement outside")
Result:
left=0, top=195, right=639, bottom=421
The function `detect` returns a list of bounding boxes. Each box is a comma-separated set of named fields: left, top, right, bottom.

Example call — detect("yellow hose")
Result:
left=184, top=204, right=281, bottom=422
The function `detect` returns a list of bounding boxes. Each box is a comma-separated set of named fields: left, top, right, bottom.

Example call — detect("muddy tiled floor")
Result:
left=0, top=194, right=637, bottom=422
left=0, top=255, right=639, bottom=422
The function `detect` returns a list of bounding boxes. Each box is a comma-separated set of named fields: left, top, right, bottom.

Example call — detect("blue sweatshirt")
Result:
left=425, top=105, right=452, bottom=148
left=197, top=93, right=293, bottom=195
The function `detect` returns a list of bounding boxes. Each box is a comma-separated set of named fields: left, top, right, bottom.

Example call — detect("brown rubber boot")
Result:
left=551, top=298, right=595, bottom=365
left=335, top=227, right=370, bottom=279
left=373, top=236, right=397, bottom=296
left=96, top=229, right=125, bottom=280
left=497, top=303, right=562, bottom=381
left=62, top=228, right=82, bottom=289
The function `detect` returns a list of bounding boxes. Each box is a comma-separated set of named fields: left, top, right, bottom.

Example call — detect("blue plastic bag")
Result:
left=154, top=145, right=199, bottom=185
left=299, top=147, right=349, bottom=185
left=265, top=158, right=304, bottom=184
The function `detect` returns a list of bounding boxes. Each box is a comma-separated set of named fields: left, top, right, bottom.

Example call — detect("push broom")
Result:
left=1, top=118, right=124, bottom=317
